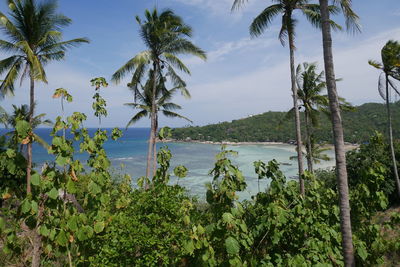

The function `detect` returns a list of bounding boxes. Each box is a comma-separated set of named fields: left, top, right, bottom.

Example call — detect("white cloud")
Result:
left=185, top=36, right=275, bottom=65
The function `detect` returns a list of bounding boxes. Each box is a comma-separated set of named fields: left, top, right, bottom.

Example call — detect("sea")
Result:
left=1, top=128, right=335, bottom=200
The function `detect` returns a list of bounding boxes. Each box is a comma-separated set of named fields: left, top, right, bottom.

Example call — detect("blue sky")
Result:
left=0, top=0, right=399, bottom=128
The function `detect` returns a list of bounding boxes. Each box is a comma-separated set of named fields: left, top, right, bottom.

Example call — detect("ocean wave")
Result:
left=112, top=157, right=135, bottom=161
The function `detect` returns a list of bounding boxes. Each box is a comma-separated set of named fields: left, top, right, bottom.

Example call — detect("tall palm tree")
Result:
left=0, top=0, right=89, bottom=195
left=369, top=40, right=400, bottom=201
left=125, top=73, right=192, bottom=176
left=295, top=62, right=327, bottom=172
left=232, top=0, right=340, bottom=195
left=1, top=103, right=52, bottom=150
left=318, top=0, right=360, bottom=265
left=290, top=139, right=331, bottom=165
left=112, top=8, right=206, bottom=180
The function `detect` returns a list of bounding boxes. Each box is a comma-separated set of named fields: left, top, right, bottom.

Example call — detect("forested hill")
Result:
left=171, top=102, right=400, bottom=144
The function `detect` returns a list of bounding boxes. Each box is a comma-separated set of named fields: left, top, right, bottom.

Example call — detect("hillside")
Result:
left=171, top=102, right=400, bottom=144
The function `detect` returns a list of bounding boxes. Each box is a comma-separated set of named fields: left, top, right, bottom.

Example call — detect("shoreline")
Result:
left=161, top=138, right=359, bottom=151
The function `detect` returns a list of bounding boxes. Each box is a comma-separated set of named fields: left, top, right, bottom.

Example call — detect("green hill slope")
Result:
left=171, top=102, right=400, bottom=144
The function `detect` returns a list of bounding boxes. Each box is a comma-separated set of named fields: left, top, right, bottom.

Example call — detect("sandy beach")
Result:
left=161, top=138, right=359, bottom=152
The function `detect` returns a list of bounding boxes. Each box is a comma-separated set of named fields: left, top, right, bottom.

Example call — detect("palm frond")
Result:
left=0, top=58, right=23, bottom=97
left=162, top=110, right=192, bottom=123
left=164, top=52, right=190, bottom=74
left=231, top=0, right=249, bottom=11
left=126, top=110, right=148, bottom=128
left=368, top=60, right=382, bottom=70
left=334, top=0, right=361, bottom=34
left=378, top=73, right=386, bottom=101
left=250, top=4, right=283, bottom=37
left=112, top=50, right=151, bottom=84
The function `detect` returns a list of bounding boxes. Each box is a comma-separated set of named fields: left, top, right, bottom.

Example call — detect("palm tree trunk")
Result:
left=385, top=74, right=400, bottom=199
left=288, top=23, right=305, bottom=195
left=304, top=109, right=313, bottom=172
left=27, top=74, right=34, bottom=195
left=319, top=0, right=354, bottom=265
left=145, top=64, right=158, bottom=186
left=152, top=112, right=158, bottom=177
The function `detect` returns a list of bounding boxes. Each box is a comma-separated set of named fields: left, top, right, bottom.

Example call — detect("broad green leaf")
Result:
left=40, top=225, right=50, bottom=237
left=94, top=221, right=105, bottom=233
left=56, top=230, right=68, bottom=247
left=6, top=149, right=16, bottom=158
left=357, top=245, right=368, bottom=261
left=67, top=216, right=78, bottom=232
left=31, top=173, right=40, bottom=186
left=183, top=240, right=195, bottom=254
left=183, top=215, right=190, bottom=225
left=21, top=200, right=31, bottom=214
left=88, top=181, right=101, bottom=195
left=47, top=188, right=58, bottom=200
left=56, top=156, right=68, bottom=166
left=225, top=236, right=240, bottom=255
left=222, top=212, right=234, bottom=224
left=30, top=200, right=38, bottom=214
left=66, top=179, right=77, bottom=194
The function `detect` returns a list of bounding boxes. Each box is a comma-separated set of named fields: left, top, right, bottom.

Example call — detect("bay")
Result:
left=0, top=128, right=335, bottom=199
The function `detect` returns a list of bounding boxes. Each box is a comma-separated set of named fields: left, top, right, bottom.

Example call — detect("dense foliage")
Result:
left=172, top=102, right=400, bottom=144
left=0, top=1, right=399, bottom=266
left=2, top=126, right=400, bottom=266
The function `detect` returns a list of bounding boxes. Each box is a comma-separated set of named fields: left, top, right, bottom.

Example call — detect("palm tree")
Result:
left=290, top=139, right=331, bottom=165
left=318, top=0, right=360, bottom=265
left=295, top=62, right=327, bottom=172
left=1, top=104, right=52, bottom=151
left=369, top=40, right=400, bottom=201
left=126, top=76, right=192, bottom=176
left=0, top=0, right=89, bottom=195
left=112, top=8, right=206, bottom=180
left=232, top=0, right=340, bottom=195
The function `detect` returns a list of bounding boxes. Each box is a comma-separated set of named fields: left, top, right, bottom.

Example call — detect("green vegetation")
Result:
left=0, top=0, right=399, bottom=266
left=2, top=121, right=400, bottom=265
left=369, top=40, right=400, bottom=200
left=0, top=0, right=88, bottom=196
left=172, top=101, right=400, bottom=144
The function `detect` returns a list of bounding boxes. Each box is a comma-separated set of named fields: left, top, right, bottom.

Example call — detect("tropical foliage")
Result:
left=0, top=0, right=88, bottom=194
left=369, top=40, right=400, bottom=200
left=0, top=1, right=399, bottom=266
left=171, top=101, right=400, bottom=144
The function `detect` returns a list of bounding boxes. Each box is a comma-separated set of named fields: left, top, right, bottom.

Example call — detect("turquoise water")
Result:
left=1, top=128, right=334, bottom=199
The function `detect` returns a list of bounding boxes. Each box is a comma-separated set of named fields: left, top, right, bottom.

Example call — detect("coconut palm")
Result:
left=369, top=40, right=400, bottom=201
left=295, top=62, right=328, bottom=172
left=125, top=79, right=192, bottom=129
left=290, top=139, right=331, bottom=165
left=0, top=0, right=89, bottom=195
left=232, top=0, right=340, bottom=195
left=1, top=104, right=52, bottom=151
left=112, top=8, right=206, bottom=180
left=318, top=0, right=360, bottom=265
left=292, top=62, right=353, bottom=171
left=125, top=73, right=192, bottom=176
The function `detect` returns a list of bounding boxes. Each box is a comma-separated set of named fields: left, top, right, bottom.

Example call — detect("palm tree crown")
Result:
left=112, top=8, right=206, bottom=97
left=125, top=74, right=192, bottom=128
left=0, top=0, right=89, bottom=95
left=232, top=0, right=341, bottom=43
